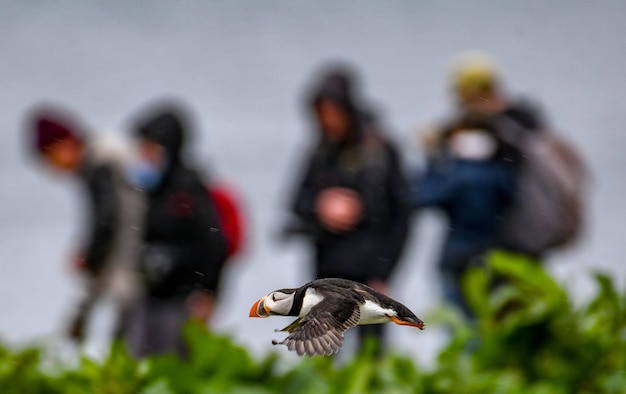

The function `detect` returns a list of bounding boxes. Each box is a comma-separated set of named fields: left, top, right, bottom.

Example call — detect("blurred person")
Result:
left=423, top=51, right=587, bottom=260
left=412, top=115, right=517, bottom=318
left=422, top=51, right=546, bottom=163
left=285, top=65, right=412, bottom=353
left=28, top=105, right=144, bottom=343
left=450, top=50, right=547, bottom=135
left=124, top=101, right=228, bottom=358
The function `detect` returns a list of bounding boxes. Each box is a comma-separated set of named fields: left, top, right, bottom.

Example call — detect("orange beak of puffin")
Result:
left=389, top=315, right=425, bottom=330
left=249, top=296, right=271, bottom=318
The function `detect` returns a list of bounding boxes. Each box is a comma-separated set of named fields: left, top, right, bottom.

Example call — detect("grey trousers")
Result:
left=122, top=296, right=189, bottom=359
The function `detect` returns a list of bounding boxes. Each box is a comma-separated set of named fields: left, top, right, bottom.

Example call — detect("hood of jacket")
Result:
left=135, top=109, right=186, bottom=164
left=308, top=67, right=363, bottom=145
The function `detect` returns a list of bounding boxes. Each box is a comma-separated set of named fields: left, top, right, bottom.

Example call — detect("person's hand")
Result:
left=316, top=187, right=362, bottom=233
left=421, top=131, right=439, bottom=154
left=187, top=291, right=216, bottom=323
left=70, top=251, right=89, bottom=275
left=411, top=123, right=440, bottom=154
left=74, top=254, right=86, bottom=271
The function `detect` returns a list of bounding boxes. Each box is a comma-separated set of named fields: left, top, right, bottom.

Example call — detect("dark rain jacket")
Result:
left=136, top=112, right=227, bottom=299
left=290, top=70, right=412, bottom=282
left=292, top=126, right=411, bottom=282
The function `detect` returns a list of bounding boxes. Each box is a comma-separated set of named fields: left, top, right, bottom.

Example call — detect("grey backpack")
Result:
left=500, top=129, right=587, bottom=256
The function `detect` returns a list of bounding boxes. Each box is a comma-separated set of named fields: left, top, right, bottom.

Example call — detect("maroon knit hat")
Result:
left=30, top=107, right=83, bottom=155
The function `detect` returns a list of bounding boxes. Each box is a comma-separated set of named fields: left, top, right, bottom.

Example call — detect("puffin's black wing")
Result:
left=273, top=295, right=360, bottom=356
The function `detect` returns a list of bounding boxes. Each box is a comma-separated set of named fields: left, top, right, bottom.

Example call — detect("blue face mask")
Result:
left=129, top=159, right=166, bottom=191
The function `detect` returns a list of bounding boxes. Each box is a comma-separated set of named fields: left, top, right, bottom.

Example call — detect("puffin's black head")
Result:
left=389, top=304, right=425, bottom=330
left=249, top=288, right=298, bottom=318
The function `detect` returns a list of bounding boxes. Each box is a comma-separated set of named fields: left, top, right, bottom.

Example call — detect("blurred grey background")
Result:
left=2, top=1, right=625, bottom=364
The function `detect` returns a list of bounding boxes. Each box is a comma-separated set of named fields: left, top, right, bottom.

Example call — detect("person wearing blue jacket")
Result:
left=413, top=115, right=516, bottom=318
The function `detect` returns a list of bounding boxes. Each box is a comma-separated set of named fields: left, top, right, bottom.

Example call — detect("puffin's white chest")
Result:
left=358, top=300, right=395, bottom=325
left=299, top=288, right=324, bottom=317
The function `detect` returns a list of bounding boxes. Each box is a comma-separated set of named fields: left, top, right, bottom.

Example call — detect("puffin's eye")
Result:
left=271, top=294, right=277, bottom=302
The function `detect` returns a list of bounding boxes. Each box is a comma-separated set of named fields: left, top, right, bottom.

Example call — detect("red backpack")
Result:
left=208, top=182, right=245, bottom=260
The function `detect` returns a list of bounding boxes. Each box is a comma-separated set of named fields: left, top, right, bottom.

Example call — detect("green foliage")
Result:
left=1, top=251, right=626, bottom=393
left=436, top=250, right=626, bottom=393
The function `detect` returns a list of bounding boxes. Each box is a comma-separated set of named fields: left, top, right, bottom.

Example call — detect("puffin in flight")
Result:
left=249, top=278, right=424, bottom=356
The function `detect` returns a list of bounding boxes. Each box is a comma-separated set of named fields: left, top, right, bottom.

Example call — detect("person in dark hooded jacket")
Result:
left=287, top=65, right=412, bottom=352
left=124, top=101, right=227, bottom=358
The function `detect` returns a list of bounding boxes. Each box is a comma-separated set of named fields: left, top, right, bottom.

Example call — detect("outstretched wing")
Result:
left=273, top=296, right=360, bottom=356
